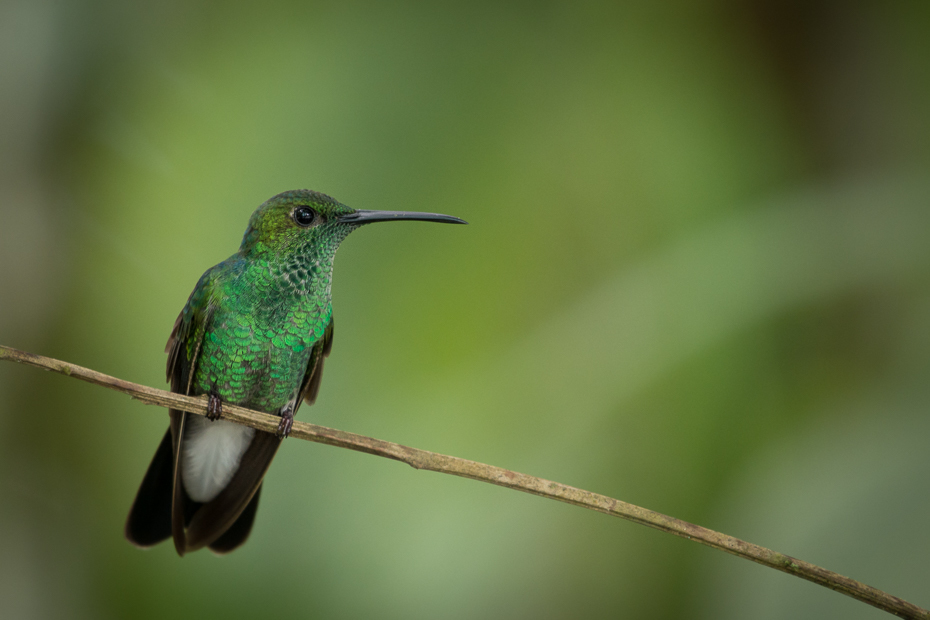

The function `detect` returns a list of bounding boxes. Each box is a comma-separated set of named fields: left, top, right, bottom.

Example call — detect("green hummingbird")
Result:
left=125, top=189, right=466, bottom=555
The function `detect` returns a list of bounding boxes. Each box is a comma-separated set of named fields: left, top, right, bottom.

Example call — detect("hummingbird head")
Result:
left=239, top=189, right=466, bottom=260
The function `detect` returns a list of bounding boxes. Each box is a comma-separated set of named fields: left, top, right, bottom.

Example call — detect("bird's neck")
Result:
left=240, top=246, right=336, bottom=305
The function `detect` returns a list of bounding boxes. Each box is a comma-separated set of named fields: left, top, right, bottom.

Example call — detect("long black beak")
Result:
left=338, top=210, right=467, bottom=225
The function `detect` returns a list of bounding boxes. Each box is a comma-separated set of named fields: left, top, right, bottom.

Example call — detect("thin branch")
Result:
left=1, top=344, right=926, bottom=620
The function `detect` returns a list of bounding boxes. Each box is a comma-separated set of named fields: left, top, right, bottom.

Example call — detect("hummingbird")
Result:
left=124, top=189, right=466, bottom=555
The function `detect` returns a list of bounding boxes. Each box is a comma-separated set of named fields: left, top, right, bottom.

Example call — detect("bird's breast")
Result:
left=194, top=297, right=330, bottom=412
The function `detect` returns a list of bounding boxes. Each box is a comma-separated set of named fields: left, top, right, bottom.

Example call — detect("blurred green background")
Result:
left=1, top=1, right=928, bottom=618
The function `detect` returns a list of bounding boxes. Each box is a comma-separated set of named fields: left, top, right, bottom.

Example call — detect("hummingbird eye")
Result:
left=293, top=206, right=317, bottom=227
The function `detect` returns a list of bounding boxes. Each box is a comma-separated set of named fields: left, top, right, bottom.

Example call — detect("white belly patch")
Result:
left=181, top=415, right=255, bottom=503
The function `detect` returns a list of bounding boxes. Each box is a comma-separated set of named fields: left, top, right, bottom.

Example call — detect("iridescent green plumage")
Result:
left=125, top=189, right=465, bottom=555
left=180, top=190, right=351, bottom=412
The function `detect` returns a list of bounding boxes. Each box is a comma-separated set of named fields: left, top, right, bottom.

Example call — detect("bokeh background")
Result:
left=1, top=1, right=928, bottom=618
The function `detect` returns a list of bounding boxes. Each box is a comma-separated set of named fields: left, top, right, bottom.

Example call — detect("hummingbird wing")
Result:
left=205, top=484, right=263, bottom=553
left=124, top=269, right=216, bottom=550
left=184, top=317, right=335, bottom=554
left=301, top=317, right=334, bottom=405
left=124, top=428, right=174, bottom=546
left=164, top=269, right=219, bottom=555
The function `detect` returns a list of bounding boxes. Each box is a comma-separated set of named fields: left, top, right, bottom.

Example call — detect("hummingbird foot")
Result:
left=276, top=403, right=294, bottom=439
left=206, top=393, right=223, bottom=421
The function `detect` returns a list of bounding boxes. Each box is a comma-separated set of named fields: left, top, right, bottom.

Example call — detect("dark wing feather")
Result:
left=169, top=410, right=188, bottom=554
left=183, top=432, right=279, bottom=551
left=154, top=271, right=216, bottom=556
left=301, top=318, right=334, bottom=405
left=183, top=317, right=335, bottom=553
left=124, top=429, right=174, bottom=547
left=207, top=485, right=263, bottom=554
left=124, top=272, right=214, bottom=553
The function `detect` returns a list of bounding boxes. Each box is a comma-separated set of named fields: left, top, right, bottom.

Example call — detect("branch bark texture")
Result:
left=1, top=344, right=926, bottom=619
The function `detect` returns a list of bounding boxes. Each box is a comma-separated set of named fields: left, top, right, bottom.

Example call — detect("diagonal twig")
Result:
left=1, top=344, right=926, bottom=619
